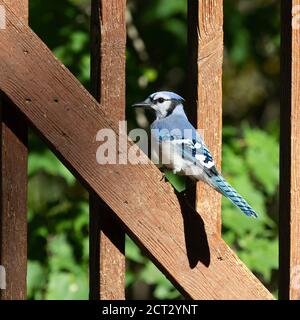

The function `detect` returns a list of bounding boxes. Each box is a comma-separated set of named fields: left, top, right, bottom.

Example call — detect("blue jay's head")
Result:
left=132, top=91, right=185, bottom=119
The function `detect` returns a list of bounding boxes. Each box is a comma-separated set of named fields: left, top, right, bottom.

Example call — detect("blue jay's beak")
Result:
left=132, top=100, right=152, bottom=108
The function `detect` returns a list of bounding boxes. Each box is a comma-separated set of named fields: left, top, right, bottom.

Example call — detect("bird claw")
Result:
left=160, top=173, right=167, bottom=182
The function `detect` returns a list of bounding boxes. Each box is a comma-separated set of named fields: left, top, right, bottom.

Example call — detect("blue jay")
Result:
left=133, top=91, right=258, bottom=218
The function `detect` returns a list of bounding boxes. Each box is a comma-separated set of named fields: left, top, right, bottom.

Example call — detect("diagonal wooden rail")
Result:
left=0, top=6, right=273, bottom=299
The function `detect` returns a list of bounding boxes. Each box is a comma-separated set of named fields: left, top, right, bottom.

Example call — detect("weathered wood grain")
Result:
left=0, top=0, right=27, bottom=300
left=0, top=7, right=273, bottom=299
left=188, top=0, right=223, bottom=235
left=89, top=0, right=126, bottom=300
left=89, top=194, right=125, bottom=300
left=280, top=0, right=300, bottom=300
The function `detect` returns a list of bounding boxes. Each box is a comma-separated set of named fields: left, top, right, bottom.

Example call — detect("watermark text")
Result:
left=0, top=5, right=6, bottom=30
left=0, top=265, right=6, bottom=290
left=291, top=265, right=300, bottom=290
left=292, top=5, right=300, bottom=29
left=95, top=121, right=207, bottom=176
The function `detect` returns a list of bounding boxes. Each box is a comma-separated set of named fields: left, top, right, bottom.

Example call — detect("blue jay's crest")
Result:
left=133, top=91, right=258, bottom=218
left=149, top=91, right=185, bottom=103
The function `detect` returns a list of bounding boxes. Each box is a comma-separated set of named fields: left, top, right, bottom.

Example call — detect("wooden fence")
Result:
left=0, top=0, right=299, bottom=300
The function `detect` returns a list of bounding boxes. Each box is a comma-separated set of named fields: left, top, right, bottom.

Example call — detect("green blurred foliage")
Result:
left=27, top=0, right=279, bottom=299
left=222, top=126, right=278, bottom=291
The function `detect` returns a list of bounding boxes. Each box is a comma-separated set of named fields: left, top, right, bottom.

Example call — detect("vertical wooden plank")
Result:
left=188, top=0, right=223, bottom=235
left=280, top=0, right=300, bottom=300
left=0, top=0, right=28, bottom=300
left=89, top=0, right=126, bottom=300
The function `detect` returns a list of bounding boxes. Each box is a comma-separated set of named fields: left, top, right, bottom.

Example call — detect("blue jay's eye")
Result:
left=157, top=98, right=165, bottom=103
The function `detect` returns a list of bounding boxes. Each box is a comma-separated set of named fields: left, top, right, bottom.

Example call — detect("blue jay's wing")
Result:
left=152, top=119, right=218, bottom=176
left=171, top=130, right=219, bottom=177
left=179, top=138, right=258, bottom=217
left=151, top=115, right=258, bottom=218
left=166, top=132, right=258, bottom=218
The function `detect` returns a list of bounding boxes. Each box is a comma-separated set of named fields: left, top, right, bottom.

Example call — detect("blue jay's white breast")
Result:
left=151, top=136, right=209, bottom=181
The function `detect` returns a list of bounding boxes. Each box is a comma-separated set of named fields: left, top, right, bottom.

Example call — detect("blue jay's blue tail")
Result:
left=211, top=175, right=258, bottom=218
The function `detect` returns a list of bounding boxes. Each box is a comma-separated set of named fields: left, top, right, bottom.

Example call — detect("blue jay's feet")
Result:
left=160, top=172, right=167, bottom=182
left=159, top=166, right=169, bottom=182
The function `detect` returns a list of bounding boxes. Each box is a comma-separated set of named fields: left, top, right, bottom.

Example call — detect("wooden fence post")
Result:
left=89, top=0, right=126, bottom=300
left=188, top=0, right=223, bottom=235
left=280, top=0, right=300, bottom=300
left=0, top=0, right=28, bottom=300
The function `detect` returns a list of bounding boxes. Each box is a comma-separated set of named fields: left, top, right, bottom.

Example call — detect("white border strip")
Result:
left=0, top=5, right=6, bottom=30
left=0, top=265, right=6, bottom=290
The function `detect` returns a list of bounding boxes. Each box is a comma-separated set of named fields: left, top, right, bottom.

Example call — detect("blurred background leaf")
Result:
left=27, top=0, right=279, bottom=299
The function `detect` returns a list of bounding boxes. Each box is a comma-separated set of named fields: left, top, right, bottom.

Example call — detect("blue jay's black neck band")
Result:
left=165, top=99, right=181, bottom=117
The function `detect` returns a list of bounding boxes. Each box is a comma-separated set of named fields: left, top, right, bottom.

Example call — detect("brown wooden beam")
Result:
left=0, top=7, right=273, bottom=299
left=280, top=0, right=300, bottom=300
left=188, top=0, right=223, bottom=236
left=89, top=0, right=126, bottom=300
left=0, top=0, right=28, bottom=300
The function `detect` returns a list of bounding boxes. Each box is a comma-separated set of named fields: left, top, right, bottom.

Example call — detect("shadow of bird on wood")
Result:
left=175, top=190, right=210, bottom=268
